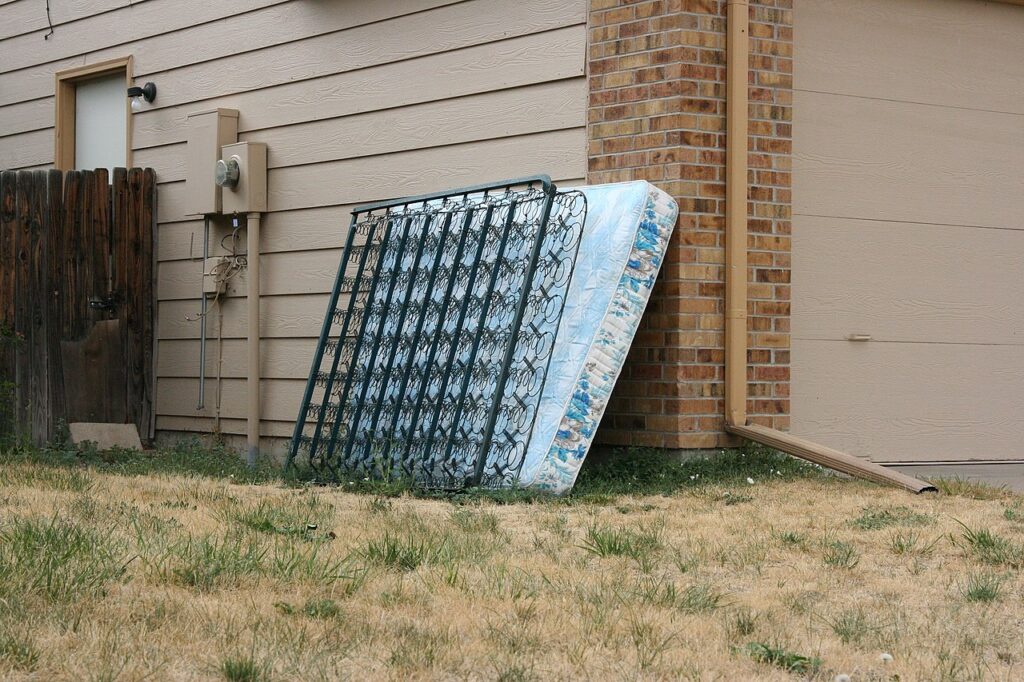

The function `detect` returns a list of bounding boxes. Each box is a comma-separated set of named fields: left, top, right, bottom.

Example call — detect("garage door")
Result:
left=792, top=0, right=1024, bottom=464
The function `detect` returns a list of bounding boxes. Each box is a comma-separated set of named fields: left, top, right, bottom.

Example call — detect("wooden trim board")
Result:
left=54, top=56, right=132, bottom=170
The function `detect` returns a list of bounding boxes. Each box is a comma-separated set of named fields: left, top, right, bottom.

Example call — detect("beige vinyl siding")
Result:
left=792, top=0, right=1024, bottom=463
left=0, top=0, right=588, bottom=448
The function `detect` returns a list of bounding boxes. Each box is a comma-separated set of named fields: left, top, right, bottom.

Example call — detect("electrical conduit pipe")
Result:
left=723, top=0, right=934, bottom=493
left=247, top=212, right=261, bottom=467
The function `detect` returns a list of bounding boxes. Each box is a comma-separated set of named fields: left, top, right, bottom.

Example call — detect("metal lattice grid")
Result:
left=289, top=176, right=587, bottom=488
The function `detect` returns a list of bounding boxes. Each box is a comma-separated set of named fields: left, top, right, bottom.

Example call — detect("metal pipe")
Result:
left=197, top=216, right=209, bottom=409
left=246, top=212, right=261, bottom=467
left=722, top=0, right=934, bottom=494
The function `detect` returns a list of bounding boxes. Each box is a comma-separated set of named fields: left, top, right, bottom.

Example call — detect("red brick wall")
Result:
left=588, top=0, right=793, bottom=449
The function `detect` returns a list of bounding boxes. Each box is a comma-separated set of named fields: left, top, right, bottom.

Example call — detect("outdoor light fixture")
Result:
left=127, top=82, right=157, bottom=111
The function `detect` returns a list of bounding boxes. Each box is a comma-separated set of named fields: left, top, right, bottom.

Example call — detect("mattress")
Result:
left=518, top=180, right=678, bottom=493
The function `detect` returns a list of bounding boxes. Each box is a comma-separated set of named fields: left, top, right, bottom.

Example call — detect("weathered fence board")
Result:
left=0, top=168, right=155, bottom=444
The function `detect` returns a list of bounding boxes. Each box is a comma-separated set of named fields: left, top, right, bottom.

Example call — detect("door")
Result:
left=792, top=0, right=1024, bottom=464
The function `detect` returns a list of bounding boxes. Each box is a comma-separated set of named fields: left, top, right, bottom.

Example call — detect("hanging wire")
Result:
left=43, top=1, right=54, bottom=39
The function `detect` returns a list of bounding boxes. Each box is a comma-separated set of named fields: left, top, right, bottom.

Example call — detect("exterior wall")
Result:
left=0, top=0, right=588, bottom=451
left=792, top=0, right=1024, bottom=463
left=587, top=0, right=793, bottom=449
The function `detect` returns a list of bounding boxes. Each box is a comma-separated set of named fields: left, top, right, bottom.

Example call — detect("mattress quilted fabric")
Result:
left=519, top=180, right=679, bottom=493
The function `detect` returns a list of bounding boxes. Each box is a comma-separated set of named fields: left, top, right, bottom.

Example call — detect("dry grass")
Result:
left=0, top=447, right=1022, bottom=681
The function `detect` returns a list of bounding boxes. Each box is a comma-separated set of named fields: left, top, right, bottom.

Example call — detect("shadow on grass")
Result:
left=0, top=436, right=825, bottom=504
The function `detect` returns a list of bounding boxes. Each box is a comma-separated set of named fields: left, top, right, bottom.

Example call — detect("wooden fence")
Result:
left=0, top=168, right=155, bottom=445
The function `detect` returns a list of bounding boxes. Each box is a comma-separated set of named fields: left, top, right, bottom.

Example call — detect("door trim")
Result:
left=54, top=56, right=133, bottom=171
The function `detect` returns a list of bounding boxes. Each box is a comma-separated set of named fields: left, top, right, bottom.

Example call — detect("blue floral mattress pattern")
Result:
left=518, top=181, right=678, bottom=493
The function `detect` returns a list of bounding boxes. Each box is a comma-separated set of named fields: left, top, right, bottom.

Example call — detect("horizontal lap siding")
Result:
left=793, top=0, right=1024, bottom=463
left=0, top=0, right=588, bottom=444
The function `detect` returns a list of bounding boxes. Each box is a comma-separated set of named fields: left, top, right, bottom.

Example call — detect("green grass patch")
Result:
left=580, top=524, right=663, bottom=564
left=220, top=655, right=268, bottom=682
left=151, top=533, right=353, bottom=591
left=359, top=531, right=490, bottom=572
left=850, top=505, right=934, bottom=531
left=0, top=515, right=131, bottom=603
left=961, top=572, right=1003, bottom=603
left=0, top=438, right=297, bottom=486
left=822, top=539, right=860, bottom=569
left=0, top=465, right=93, bottom=492
left=740, top=642, right=820, bottom=674
left=929, top=477, right=1010, bottom=501
left=0, top=628, right=40, bottom=672
left=824, top=608, right=886, bottom=646
left=0, top=438, right=824, bottom=505
left=224, top=495, right=332, bottom=537
left=573, top=442, right=823, bottom=497
left=956, top=522, right=1024, bottom=568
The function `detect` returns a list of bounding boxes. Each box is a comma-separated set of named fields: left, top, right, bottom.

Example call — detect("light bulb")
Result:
left=130, top=96, right=143, bottom=112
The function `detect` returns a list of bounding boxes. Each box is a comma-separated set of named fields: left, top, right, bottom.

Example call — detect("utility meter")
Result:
left=216, top=142, right=267, bottom=214
left=215, top=157, right=240, bottom=188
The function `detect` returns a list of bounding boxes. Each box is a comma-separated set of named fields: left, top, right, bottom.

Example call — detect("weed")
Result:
left=956, top=522, right=1024, bottom=568
left=220, top=655, right=268, bottom=682
left=225, top=495, right=331, bottom=537
left=961, top=572, right=1003, bottom=603
left=740, top=642, right=820, bottom=674
left=679, top=583, right=727, bottom=613
left=162, top=535, right=264, bottom=591
left=728, top=609, right=758, bottom=639
left=494, top=664, right=536, bottom=682
left=774, top=530, right=809, bottom=550
left=888, top=530, right=939, bottom=557
left=573, top=442, right=822, bottom=497
left=267, top=538, right=353, bottom=585
left=825, top=608, right=875, bottom=645
left=302, top=598, right=342, bottom=619
left=629, top=617, right=676, bottom=671
left=0, top=629, right=39, bottom=671
left=930, top=477, right=1009, bottom=501
left=633, top=577, right=725, bottom=613
left=366, top=496, right=392, bottom=514
left=0, top=515, right=130, bottom=603
left=851, top=505, right=934, bottom=531
left=486, top=610, right=540, bottom=657
left=388, top=624, right=449, bottom=671
left=822, top=539, right=860, bottom=569
left=0, top=465, right=93, bottom=492
left=361, top=533, right=440, bottom=571
left=450, top=508, right=501, bottom=535
left=579, top=524, right=662, bottom=565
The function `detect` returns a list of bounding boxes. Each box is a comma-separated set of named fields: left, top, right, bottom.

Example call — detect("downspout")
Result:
left=723, top=0, right=935, bottom=493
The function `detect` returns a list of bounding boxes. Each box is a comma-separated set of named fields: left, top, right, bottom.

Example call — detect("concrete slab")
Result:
left=69, top=423, right=142, bottom=451
left=890, top=462, right=1024, bottom=493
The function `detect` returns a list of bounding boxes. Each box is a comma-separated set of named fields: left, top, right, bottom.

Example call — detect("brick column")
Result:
left=588, top=0, right=793, bottom=450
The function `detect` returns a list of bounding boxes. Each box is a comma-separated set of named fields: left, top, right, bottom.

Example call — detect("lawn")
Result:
left=0, top=441, right=1022, bottom=680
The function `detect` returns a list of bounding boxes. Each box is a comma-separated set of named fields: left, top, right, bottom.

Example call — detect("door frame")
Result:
left=54, top=56, right=133, bottom=171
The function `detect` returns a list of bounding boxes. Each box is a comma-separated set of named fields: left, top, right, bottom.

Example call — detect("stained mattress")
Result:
left=519, top=180, right=678, bottom=493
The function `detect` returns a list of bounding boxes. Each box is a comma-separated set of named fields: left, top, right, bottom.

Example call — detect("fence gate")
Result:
left=0, top=168, right=155, bottom=445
